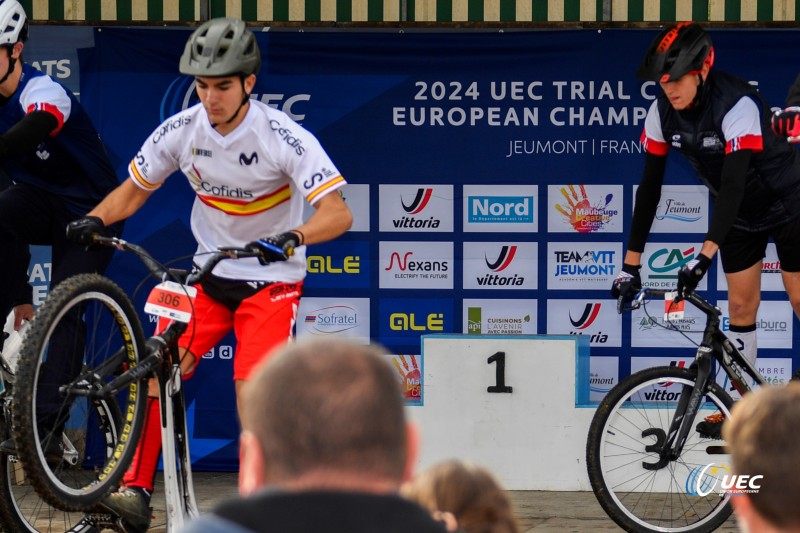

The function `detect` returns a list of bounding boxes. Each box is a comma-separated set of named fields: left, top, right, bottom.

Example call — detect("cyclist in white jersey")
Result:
left=66, top=17, right=352, bottom=533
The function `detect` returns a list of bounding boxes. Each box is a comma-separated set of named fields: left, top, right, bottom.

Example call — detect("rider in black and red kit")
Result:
left=0, top=0, right=121, bottom=454
left=612, top=22, right=800, bottom=437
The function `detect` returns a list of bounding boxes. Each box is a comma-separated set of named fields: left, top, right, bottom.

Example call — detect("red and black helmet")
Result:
left=637, top=22, right=714, bottom=83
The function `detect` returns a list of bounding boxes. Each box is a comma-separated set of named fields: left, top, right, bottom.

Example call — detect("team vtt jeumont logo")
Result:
left=686, top=463, right=763, bottom=496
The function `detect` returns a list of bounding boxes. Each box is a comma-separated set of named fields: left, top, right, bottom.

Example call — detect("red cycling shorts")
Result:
left=176, top=281, right=302, bottom=380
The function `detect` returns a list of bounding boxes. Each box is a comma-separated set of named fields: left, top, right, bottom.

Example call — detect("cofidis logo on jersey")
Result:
left=463, top=185, right=537, bottom=233
left=304, top=240, right=370, bottom=290
left=378, top=185, right=454, bottom=232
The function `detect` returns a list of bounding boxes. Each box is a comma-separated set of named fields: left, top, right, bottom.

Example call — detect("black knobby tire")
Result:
left=12, top=273, right=147, bottom=511
left=586, top=365, right=735, bottom=533
left=0, top=394, right=122, bottom=532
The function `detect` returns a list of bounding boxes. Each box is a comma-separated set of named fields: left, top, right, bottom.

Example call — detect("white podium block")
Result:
left=407, top=334, right=594, bottom=490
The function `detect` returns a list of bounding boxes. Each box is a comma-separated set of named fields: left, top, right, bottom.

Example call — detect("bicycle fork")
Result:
left=643, top=349, right=714, bottom=470
left=159, top=363, right=199, bottom=532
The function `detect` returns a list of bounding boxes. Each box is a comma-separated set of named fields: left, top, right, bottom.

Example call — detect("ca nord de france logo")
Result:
left=686, top=463, right=763, bottom=497
left=648, top=247, right=695, bottom=280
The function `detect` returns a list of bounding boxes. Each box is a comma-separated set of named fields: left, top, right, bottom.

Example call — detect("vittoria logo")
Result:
left=402, top=188, right=433, bottom=214
left=570, top=303, right=601, bottom=329
left=485, top=246, right=517, bottom=272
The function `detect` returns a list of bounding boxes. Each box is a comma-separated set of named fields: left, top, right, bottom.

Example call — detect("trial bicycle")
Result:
left=0, top=312, right=124, bottom=533
left=9, top=236, right=269, bottom=532
left=586, top=287, right=769, bottom=533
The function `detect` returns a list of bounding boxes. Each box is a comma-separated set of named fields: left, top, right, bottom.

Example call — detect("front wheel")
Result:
left=12, top=274, right=148, bottom=511
left=586, top=365, right=735, bottom=533
left=0, top=394, right=122, bottom=532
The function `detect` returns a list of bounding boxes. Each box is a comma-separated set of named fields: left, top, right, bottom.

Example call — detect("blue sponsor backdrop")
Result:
left=24, top=26, right=800, bottom=469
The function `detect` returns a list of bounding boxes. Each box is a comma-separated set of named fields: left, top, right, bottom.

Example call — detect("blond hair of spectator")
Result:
left=401, top=460, right=520, bottom=533
left=723, top=383, right=800, bottom=532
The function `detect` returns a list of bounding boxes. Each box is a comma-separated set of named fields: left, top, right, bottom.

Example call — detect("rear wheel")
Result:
left=13, top=274, right=148, bottom=511
left=586, top=365, right=735, bottom=533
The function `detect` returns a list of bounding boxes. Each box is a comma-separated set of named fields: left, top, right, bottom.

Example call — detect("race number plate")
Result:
left=664, top=291, right=685, bottom=320
left=144, top=282, right=197, bottom=323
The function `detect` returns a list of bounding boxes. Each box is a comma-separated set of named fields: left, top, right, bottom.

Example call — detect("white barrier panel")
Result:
left=407, top=334, right=594, bottom=490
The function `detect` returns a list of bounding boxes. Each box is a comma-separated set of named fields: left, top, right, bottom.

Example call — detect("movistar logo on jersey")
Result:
left=239, top=152, right=259, bottom=166
left=269, top=119, right=305, bottom=156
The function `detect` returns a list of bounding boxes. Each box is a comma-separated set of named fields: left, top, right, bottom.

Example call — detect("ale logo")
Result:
left=390, top=313, right=444, bottom=331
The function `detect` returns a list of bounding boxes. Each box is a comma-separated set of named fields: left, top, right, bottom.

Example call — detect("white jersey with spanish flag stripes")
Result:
left=129, top=100, right=345, bottom=282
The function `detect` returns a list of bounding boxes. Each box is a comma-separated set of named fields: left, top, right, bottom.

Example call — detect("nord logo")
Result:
left=307, top=256, right=360, bottom=274
left=390, top=313, right=444, bottom=331
left=468, top=196, right=533, bottom=223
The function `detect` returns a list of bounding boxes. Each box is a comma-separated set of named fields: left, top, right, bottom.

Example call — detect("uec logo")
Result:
left=686, top=463, right=763, bottom=496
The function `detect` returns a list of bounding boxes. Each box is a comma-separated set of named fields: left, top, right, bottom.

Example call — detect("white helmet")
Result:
left=0, top=0, right=27, bottom=46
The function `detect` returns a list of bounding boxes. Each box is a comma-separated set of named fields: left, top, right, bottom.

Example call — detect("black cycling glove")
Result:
left=246, top=231, right=302, bottom=265
left=610, top=263, right=642, bottom=301
left=66, top=216, right=106, bottom=245
left=677, top=254, right=711, bottom=295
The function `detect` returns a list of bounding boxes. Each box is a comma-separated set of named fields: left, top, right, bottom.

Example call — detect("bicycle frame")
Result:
left=48, top=236, right=264, bottom=532
left=631, top=289, right=768, bottom=464
left=157, top=321, right=198, bottom=531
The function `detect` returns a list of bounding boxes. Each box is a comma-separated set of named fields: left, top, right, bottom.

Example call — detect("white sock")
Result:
left=729, top=324, right=757, bottom=366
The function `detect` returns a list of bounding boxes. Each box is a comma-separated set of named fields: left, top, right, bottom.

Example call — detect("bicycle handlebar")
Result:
left=92, top=236, right=264, bottom=286
left=618, top=287, right=720, bottom=319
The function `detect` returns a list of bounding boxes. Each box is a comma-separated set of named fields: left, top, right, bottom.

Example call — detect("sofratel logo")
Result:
left=569, top=303, right=601, bottom=329
left=239, top=152, right=259, bottom=166
left=402, top=188, right=433, bottom=214
left=485, top=246, right=517, bottom=272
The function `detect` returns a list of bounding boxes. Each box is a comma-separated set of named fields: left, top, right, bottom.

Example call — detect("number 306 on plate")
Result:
left=144, top=281, right=197, bottom=323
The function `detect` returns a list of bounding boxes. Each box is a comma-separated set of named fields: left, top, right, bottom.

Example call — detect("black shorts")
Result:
left=720, top=216, right=800, bottom=273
